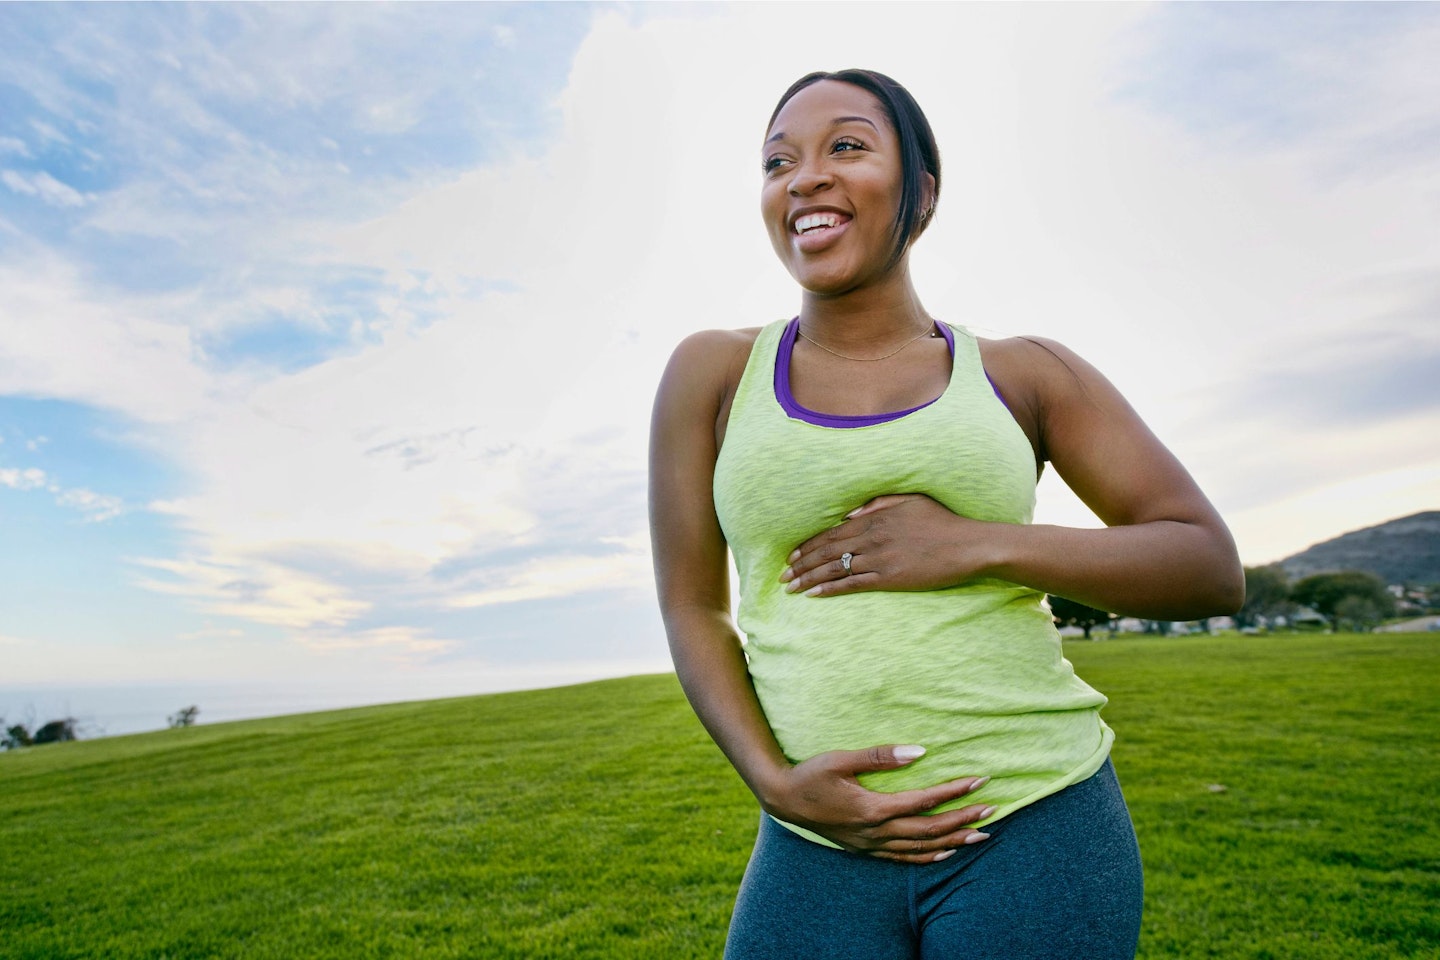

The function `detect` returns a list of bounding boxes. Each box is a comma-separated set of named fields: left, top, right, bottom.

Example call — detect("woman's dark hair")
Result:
left=767, top=68, right=941, bottom=267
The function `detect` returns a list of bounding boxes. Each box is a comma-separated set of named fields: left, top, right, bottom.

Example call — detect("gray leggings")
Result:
left=725, top=759, right=1143, bottom=960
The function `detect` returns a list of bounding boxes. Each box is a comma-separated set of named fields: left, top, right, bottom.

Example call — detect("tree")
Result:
left=32, top=718, right=78, bottom=744
left=1048, top=595, right=1113, bottom=640
left=1238, top=565, right=1290, bottom=629
left=3, top=717, right=80, bottom=748
left=168, top=705, right=200, bottom=729
left=1291, top=571, right=1395, bottom=633
left=1335, top=595, right=1385, bottom=632
left=3, top=722, right=33, bottom=750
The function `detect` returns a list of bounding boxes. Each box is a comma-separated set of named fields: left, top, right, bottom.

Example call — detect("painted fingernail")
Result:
left=779, top=566, right=794, bottom=582
left=845, top=508, right=861, bottom=519
left=964, top=832, right=991, bottom=845
left=979, top=806, right=997, bottom=820
left=933, top=850, right=956, bottom=862
left=971, top=776, right=990, bottom=789
left=893, top=745, right=926, bottom=762
left=787, top=549, right=800, bottom=563
left=784, top=580, right=800, bottom=593
left=803, top=585, right=824, bottom=597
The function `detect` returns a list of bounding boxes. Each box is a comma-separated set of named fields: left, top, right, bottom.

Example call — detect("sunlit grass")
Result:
left=1, top=632, right=1435, bottom=958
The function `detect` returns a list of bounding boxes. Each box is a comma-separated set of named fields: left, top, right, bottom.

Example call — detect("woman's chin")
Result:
left=792, top=264, right=879, bottom=299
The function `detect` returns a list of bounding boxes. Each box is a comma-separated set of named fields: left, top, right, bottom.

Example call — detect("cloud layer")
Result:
left=1, top=4, right=1436, bottom=686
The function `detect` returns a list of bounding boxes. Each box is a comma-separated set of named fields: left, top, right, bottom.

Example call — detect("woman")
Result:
left=649, top=69, right=1243, bottom=959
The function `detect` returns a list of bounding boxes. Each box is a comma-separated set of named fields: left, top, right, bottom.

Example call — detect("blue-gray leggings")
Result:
left=725, top=759, right=1143, bottom=960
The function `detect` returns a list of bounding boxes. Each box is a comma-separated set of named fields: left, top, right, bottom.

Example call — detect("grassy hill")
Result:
left=2, top=633, right=1437, bottom=959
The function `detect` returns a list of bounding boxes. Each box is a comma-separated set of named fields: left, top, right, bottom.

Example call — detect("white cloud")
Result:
left=133, top=555, right=370, bottom=630
left=358, top=96, right=421, bottom=135
left=448, top=542, right=653, bottom=610
left=0, top=137, right=30, bottom=157
left=29, top=119, right=69, bottom=145
left=293, top=625, right=458, bottom=661
left=1, top=169, right=89, bottom=207
left=0, top=255, right=216, bottom=423
left=0, top=467, right=47, bottom=490
left=55, top=488, right=124, bottom=523
left=329, top=5, right=1439, bottom=560
left=0, top=465, right=126, bottom=522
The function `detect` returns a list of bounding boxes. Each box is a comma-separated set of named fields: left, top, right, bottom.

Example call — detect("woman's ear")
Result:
left=920, top=172, right=937, bottom=223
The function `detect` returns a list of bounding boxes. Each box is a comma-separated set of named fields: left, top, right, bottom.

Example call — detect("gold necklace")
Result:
left=798, top=322, right=939, bottom=362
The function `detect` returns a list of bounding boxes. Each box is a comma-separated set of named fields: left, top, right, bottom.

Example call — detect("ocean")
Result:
left=0, top=660, right=673, bottom=741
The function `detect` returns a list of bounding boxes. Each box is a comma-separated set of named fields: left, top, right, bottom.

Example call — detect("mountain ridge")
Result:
left=1278, top=510, right=1440, bottom=585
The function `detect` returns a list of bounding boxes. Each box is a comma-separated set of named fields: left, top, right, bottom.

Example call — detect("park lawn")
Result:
left=1, top=632, right=1436, bottom=959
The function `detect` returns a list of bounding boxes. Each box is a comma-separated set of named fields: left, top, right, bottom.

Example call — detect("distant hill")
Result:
left=1279, top=511, right=1440, bottom=585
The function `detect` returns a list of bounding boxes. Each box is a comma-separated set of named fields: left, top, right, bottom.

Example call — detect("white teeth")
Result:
left=794, top=212, right=842, bottom=234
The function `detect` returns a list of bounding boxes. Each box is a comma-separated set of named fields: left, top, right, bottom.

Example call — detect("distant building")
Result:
left=1376, top=616, right=1440, bottom=633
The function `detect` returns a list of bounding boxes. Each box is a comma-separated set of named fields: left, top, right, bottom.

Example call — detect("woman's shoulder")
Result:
left=664, top=325, right=768, bottom=397
left=670, top=325, right=765, bottom=360
left=976, top=334, right=1097, bottom=395
left=654, top=325, right=773, bottom=463
left=974, top=334, right=1110, bottom=465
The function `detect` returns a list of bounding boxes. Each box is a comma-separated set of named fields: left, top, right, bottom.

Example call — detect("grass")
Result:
left=1, top=632, right=1436, bottom=958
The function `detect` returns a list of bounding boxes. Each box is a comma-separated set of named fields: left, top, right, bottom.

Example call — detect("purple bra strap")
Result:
left=774, top=318, right=1009, bottom=428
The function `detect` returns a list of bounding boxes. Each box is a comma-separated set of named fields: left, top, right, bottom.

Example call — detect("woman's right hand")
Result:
left=762, top=745, right=995, bottom=863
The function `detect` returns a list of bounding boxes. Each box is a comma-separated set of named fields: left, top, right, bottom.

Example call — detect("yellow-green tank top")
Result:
left=712, top=318, right=1113, bottom=846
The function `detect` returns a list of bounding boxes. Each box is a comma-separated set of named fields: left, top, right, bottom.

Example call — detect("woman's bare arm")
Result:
left=650, top=330, right=790, bottom=801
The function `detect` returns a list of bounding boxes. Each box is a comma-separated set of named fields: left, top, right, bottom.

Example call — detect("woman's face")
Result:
left=761, top=80, right=907, bottom=296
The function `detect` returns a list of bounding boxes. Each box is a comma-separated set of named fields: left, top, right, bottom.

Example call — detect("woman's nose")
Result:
left=788, top=161, right=833, bottom=197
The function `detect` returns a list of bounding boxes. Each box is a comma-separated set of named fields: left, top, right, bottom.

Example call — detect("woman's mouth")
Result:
left=794, top=212, right=847, bottom=234
left=791, top=211, right=852, bottom=252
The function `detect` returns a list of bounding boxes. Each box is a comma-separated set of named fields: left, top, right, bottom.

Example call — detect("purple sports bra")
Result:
left=774, top=317, right=962, bottom=428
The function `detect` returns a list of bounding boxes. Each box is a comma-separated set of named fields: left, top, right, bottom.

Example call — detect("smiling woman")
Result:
left=649, top=68, right=1243, bottom=959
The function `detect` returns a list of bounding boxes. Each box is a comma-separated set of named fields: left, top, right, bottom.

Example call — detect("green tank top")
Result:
left=713, top=318, right=1113, bottom=846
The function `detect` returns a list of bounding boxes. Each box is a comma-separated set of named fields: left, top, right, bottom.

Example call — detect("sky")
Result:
left=2, top=3, right=1437, bottom=731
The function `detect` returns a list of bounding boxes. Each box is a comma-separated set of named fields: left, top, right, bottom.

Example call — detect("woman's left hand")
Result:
left=780, top=494, right=995, bottom=597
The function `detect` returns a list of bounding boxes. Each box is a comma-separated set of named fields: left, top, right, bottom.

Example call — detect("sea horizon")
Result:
left=1, top=660, right=674, bottom=741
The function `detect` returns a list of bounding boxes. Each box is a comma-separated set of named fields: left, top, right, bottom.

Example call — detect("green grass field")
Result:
left=2, top=632, right=1436, bottom=959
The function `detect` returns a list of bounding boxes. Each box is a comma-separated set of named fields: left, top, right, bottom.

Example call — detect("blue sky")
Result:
left=2, top=4, right=1437, bottom=726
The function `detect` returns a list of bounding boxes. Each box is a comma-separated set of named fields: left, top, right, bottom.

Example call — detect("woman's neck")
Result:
left=797, top=268, right=932, bottom=351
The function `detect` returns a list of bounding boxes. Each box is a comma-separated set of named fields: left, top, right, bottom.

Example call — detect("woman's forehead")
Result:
left=766, top=80, right=890, bottom=141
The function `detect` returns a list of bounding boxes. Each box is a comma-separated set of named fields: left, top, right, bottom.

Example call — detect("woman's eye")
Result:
left=832, top=137, right=865, bottom=154
left=762, top=156, right=790, bottom=174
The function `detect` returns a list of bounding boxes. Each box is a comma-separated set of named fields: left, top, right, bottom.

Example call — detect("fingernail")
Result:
left=964, top=832, right=990, bottom=845
left=803, top=585, right=823, bottom=597
left=971, top=776, right=990, bottom=789
left=893, top=745, right=926, bottom=762
left=845, top=508, right=861, bottom=519
left=933, top=850, right=956, bottom=862
left=779, top=566, right=794, bottom=582
left=784, top=580, right=800, bottom=593
left=979, top=806, right=997, bottom=819
left=787, top=549, right=800, bottom=563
